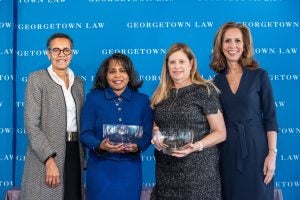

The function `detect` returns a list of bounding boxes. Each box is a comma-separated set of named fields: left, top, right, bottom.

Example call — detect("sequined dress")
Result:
left=151, top=83, right=222, bottom=200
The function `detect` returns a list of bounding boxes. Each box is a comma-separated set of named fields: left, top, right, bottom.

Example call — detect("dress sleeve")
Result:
left=202, top=84, right=222, bottom=115
left=260, top=70, right=278, bottom=132
left=80, top=92, right=101, bottom=150
left=136, top=96, right=153, bottom=152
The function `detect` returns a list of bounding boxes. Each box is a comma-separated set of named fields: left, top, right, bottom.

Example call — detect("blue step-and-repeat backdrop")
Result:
left=0, top=0, right=299, bottom=199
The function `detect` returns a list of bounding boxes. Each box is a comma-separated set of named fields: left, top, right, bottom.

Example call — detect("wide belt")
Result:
left=66, top=131, right=78, bottom=142
left=227, top=122, right=263, bottom=173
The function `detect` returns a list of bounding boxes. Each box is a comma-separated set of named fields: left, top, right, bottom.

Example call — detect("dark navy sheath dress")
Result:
left=214, top=68, right=278, bottom=200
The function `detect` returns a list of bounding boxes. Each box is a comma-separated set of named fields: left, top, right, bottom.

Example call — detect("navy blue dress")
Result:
left=80, top=87, right=153, bottom=200
left=214, top=68, right=278, bottom=200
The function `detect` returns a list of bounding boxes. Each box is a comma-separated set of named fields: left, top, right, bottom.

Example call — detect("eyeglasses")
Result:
left=48, top=48, right=72, bottom=56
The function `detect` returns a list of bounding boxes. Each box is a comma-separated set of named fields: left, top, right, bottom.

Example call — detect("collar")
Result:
left=47, top=65, right=74, bottom=86
left=104, top=86, right=132, bottom=101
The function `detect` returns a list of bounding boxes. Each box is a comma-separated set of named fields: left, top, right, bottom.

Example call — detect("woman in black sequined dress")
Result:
left=150, top=43, right=226, bottom=200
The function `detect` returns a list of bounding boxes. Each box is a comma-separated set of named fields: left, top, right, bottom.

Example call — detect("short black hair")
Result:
left=46, top=33, right=73, bottom=49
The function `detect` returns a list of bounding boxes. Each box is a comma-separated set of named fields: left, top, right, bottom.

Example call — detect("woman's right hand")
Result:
left=151, top=127, right=168, bottom=151
left=100, top=139, right=125, bottom=153
left=45, top=158, right=60, bottom=188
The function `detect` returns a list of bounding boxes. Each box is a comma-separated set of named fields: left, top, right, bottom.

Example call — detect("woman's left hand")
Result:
left=123, top=143, right=139, bottom=153
left=263, top=152, right=276, bottom=184
left=171, top=143, right=196, bottom=157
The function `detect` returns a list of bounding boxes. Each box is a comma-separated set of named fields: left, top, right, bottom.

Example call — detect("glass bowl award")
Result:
left=103, top=124, right=143, bottom=145
left=160, top=129, right=194, bottom=155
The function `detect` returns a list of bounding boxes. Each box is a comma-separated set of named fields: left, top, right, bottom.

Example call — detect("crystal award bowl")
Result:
left=103, top=124, right=143, bottom=145
left=161, top=129, right=194, bottom=155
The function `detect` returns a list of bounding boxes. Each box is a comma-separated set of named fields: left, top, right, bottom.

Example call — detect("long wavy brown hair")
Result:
left=210, top=22, right=259, bottom=73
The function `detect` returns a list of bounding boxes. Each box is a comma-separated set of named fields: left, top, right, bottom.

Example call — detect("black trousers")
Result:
left=64, top=141, right=82, bottom=200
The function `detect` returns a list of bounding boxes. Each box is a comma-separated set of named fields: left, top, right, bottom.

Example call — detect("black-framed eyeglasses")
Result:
left=48, top=48, right=72, bottom=56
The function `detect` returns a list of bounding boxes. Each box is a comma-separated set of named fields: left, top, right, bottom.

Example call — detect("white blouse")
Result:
left=47, top=65, right=77, bottom=132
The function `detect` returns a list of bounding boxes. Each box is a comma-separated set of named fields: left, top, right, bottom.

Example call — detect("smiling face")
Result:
left=222, top=28, right=244, bottom=64
left=106, top=59, right=129, bottom=96
left=167, top=50, right=193, bottom=87
left=47, top=37, right=72, bottom=73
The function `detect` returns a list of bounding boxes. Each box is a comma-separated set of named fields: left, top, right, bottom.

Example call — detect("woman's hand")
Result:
left=100, top=139, right=125, bottom=153
left=171, top=143, right=197, bottom=157
left=45, top=158, right=60, bottom=188
left=151, top=127, right=168, bottom=151
left=263, top=151, right=276, bottom=184
left=99, top=139, right=139, bottom=153
left=123, top=143, right=139, bottom=153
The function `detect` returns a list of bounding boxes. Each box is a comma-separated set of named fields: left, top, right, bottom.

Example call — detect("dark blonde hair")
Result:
left=151, top=43, right=215, bottom=108
left=210, top=22, right=259, bottom=73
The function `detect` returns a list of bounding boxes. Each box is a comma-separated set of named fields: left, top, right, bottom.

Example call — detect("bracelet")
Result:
left=198, top=141, right=203, bottom=151
left=152, top=126, right=159, bottom=135
left=269, top=148, right=278, bottom=154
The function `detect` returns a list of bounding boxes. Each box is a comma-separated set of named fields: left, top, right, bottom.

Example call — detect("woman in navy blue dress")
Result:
left=210, top=22, right=278, bottom=200
left=80, top=53, right=153, bottom=200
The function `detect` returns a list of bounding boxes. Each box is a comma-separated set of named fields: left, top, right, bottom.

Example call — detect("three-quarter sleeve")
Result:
left=260, top=70, right=278, bottom=132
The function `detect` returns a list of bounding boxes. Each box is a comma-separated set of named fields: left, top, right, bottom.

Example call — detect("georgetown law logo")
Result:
left=18, top=0, right=66, bottom=4
left=141, top=155, right=155, bottom=162
left=0, top=74, right=13, bottom=81
left=79, top=75, right=96, bottom=82
left=0, top=48, right=48, bottom=56
left=0, top=128, right=13, bottom=134
left=0, top=48, right=79, bottom=57
left=139, top=74, right=160, bottom=82
left=0, top=154, right=25, bottom=162
left=143, top=182, right=156, bottom=187
left=0, top=128, right=27, bottom=134
left=275, top=181, right=300, bottom=188
left=1, top=22, right=104, bottom=30
left=0, top=22, right=13, bottom=30
left=78, top=74, right=161, bottom=83
left=280, top=153, right=300, bottom=161
left=88, top=0, right=174, bottom=3
left=269, top=74, right=300, bottom=81
left=274, top=100, right=285, bottom=108
left=16, top=101, right=25, bottom=108
left=127, top=21, right=214, bottom=29
left=279, top=127, right=300, bottom=135
left=254, top=48, right=298, bottom=55
left=199, top=0, right=285, bottom=3
left=101, top=48, right=167, bottom=55
left=237, top=21, right=299, bottom=28
left=0, top=180, right=13, bottom=187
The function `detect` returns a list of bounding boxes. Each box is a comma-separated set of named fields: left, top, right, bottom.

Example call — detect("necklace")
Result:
left=113, top=97, right=123, bottom=106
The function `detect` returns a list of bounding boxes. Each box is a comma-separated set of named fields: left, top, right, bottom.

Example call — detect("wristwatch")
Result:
left=269, top=148, right=278, bottom=154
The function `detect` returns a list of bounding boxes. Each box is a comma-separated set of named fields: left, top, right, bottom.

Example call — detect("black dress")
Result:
left=151, top=83, right=222, bottom=200
left=214, top=68, right=278, bottom=200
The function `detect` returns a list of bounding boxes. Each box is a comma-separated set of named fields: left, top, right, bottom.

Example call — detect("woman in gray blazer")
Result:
left=21, top=33, right=85, bottom=200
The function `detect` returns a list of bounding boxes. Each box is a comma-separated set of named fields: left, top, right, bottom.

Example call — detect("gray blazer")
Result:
left=21, top=69, right=85, bottom=200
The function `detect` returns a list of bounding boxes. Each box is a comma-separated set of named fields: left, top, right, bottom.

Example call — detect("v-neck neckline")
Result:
left=224, top=68, right=245, bottom=95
